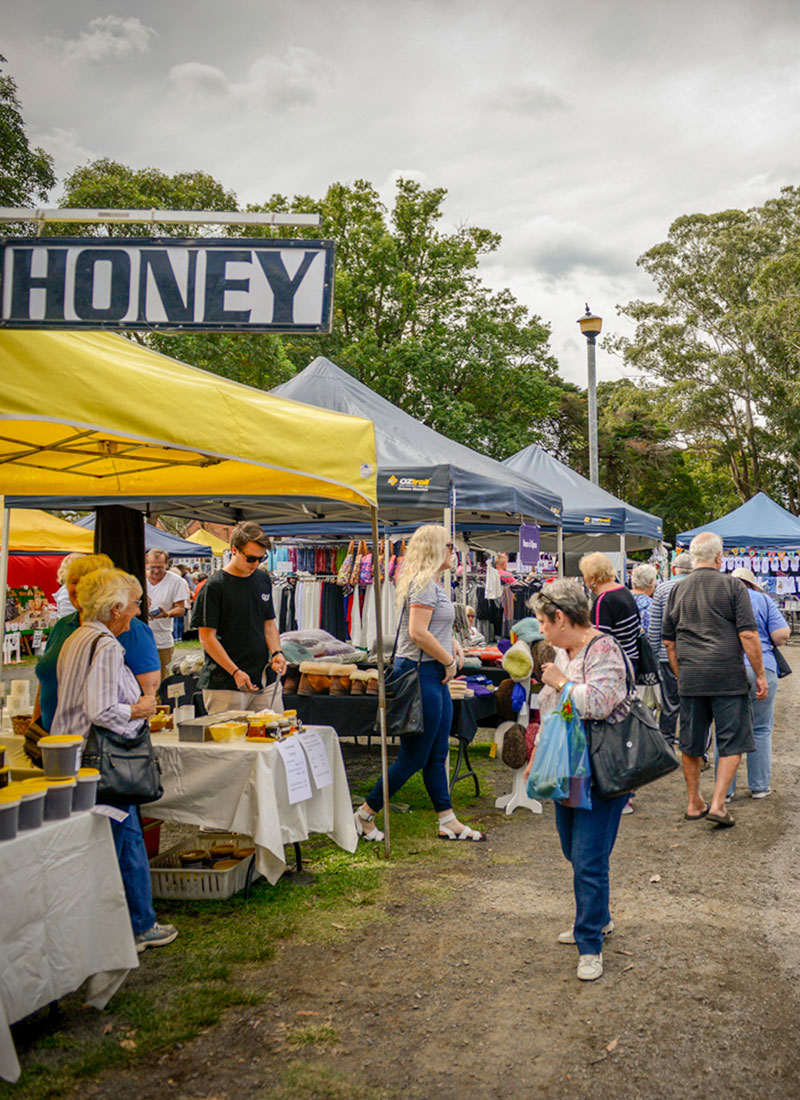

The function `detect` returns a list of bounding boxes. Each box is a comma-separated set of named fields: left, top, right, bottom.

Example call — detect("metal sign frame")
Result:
left=0, top=236, right=335, bottom=334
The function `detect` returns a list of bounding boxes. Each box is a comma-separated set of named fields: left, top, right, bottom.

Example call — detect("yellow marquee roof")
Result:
left=1, top=508, right=94, bottom=553
left=0, top=331, right=377, bottom=513
left=186, top=527, right=229, bottom=554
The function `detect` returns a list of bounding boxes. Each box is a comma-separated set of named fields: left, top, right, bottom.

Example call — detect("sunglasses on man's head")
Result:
left=241, top=551, right=266, bottom=564
left=446, top=542, right=454, bottom=550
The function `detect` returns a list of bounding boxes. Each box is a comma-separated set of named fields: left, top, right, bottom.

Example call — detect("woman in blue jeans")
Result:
left=722, top=568, right=790, bottom=798
left=354, top=525, right=485, bottom=843
left=525, top=580, right=632, bottom=982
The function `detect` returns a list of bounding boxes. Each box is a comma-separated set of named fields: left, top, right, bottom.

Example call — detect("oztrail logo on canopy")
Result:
left=386, top=475, right=432, bottom=491
left=0, top=237, right=335, bottom=333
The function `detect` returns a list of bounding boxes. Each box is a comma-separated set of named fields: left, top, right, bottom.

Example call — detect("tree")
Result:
left=247, top=178, right=565, bottom=454
left=609, top=192, right=800, bottom=511
left=0, top=55, right=56, bottom=207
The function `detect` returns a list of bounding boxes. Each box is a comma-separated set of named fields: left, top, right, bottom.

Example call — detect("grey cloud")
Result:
left=477, top=80, right=568, bottom=116
left=49, top=16, right=157, bottom=62
left=168, top=47, right=331, bottom=112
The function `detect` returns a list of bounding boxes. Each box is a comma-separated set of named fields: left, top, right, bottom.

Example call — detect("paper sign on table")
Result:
left=276, top=737, right=313, bottom=804
left=31, top=630, right=44, bottom=650
left=167, top=682, right=184, bottom=699
left=297, top=729, right=333, bottom=789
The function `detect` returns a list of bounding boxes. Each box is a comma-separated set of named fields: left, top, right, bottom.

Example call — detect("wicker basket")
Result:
left=149, top=832, right=260, bottom=900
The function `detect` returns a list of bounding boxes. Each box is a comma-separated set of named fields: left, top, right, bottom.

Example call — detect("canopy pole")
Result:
left=443, top=504, right=453, bottom=595
left=0, top=500, right=9, bottom=658
left=370, top=507, right=391, bottom=858
left=557, top=525, right=564, bottom=578
left=619, top=534, right=627, bottom=582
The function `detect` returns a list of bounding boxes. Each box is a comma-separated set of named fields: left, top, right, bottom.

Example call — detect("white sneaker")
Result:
left=621, top=799, right=634, bottom=815
left=577, top=953, right=603, bottom=981
left=558, top=919, right=614, bottom=944
left=751, top=789, right=772, bottom=799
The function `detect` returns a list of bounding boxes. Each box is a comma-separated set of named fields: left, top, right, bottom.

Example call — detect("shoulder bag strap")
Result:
left=583, top=631, right=635, bottom=695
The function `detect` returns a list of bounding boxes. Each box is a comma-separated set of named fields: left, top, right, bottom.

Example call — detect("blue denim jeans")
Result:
left=555, top=792, right=627, bottom=955
left=110, top=805, right=156, bottom=935
left=366, top=658, right=453, bottom=813
left=717, top=666, right=778, bottom=796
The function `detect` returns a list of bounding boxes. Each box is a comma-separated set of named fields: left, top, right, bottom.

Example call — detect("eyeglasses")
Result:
left=241, top=552, right=267, bottom=564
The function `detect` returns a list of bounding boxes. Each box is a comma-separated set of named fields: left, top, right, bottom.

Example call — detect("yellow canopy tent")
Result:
left=1, top=509, right=93, bottom=553
left=186, top=528, right=229, bottom=555
left=0, top=330, right=376, bottom=512
left=0, top=329, right=394, bottom=852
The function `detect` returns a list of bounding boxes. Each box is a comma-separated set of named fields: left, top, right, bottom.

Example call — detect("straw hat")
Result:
left=731, top=567, right=759, bottom=587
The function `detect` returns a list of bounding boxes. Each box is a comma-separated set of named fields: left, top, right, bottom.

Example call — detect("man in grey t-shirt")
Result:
left=662, top=531, right=767, bottom=827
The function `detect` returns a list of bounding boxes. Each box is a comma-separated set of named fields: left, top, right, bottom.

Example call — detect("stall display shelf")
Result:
left=149, top=831, right=260, bottom=900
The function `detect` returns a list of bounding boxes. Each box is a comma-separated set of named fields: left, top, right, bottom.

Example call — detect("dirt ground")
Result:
left=22, top=659, right=800, bottom=1099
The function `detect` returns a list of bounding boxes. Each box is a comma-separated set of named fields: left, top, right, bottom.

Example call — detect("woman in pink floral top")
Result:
left=523, top=579, right=632, bottom=983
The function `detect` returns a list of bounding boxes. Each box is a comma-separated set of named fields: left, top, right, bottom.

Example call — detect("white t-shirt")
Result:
left=147, top=571, right=188, bottom=648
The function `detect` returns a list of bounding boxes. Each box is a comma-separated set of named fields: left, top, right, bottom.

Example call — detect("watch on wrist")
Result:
left=271, top=650, right=284, bottom=659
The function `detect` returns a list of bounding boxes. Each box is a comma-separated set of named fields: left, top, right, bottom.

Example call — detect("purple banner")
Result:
left=519, top=523, right=540, bottom=567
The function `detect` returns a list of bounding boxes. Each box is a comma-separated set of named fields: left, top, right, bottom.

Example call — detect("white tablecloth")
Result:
left=0, top=812, right=139, bottom=1083
left=144, top=725, right=358, bottom=884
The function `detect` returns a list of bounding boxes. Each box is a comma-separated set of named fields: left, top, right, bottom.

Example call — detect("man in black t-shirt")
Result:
left=662, top=531, right=766, bottom=828
left=192, top=521, right=287, bottom=714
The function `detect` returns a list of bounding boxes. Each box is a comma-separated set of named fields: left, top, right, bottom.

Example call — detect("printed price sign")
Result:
left=297, top=729, right=333, bottom=789
left=276, top=737, right=313, bottom=804
left=167, top=683, right=184, bottom=699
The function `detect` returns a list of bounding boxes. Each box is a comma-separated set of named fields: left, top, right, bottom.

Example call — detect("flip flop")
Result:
left=683, top=807, right=709, bottom=820
left=706, top=810, right=735, bottom=827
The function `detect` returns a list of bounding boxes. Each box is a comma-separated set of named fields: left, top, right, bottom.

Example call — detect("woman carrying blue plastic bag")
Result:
left=523, top=580, right=632, bottom=982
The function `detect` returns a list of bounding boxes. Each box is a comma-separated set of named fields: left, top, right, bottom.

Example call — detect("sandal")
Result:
left=354, top=807, right=384, bottom=842
left=437, top=811, right=486, bottom=842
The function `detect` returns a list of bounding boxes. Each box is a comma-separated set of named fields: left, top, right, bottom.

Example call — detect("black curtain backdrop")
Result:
left=93, top=505, right=148, bottom=624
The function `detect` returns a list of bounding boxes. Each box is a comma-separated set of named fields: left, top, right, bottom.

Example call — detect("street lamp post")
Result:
left=577, top=305, right=603, bottom=485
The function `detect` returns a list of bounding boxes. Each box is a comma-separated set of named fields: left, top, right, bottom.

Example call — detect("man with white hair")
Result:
left=662, top=531, right=767, bottom=827
left=647, top=552, right=695, bottom=748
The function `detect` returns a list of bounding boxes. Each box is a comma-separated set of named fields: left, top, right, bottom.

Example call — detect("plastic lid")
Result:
left=77, top=768, right=100, bottom=779
left=16, top=780, right=46, bottom=797
left=0, top=789, right=21, bottom=805
left=45, top=777, right=77, bottom=788
left=21, top=776, right=49, bottom=788
left=39, top=734, right=83, bottom=745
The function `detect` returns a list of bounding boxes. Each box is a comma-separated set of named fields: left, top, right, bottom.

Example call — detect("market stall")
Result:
left=677, top=492, right=800, bottom=625
left=144, top=725, right=356, bottom=884
left=0, top=812, right=139, bottom=1083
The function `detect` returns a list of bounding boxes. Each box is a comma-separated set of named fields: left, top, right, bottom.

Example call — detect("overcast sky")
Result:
left=5, top=0, right=800, bottom=385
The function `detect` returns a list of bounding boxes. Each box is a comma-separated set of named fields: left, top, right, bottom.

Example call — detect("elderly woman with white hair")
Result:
left=631, top=563, right=657, bottom=633
left=51, top=568, right=177, bottom=954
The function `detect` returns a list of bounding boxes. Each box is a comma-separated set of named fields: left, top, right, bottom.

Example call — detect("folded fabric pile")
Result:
left=448, top=678, right=473, bottom=700
left=460, top=675, right=496, bottom=697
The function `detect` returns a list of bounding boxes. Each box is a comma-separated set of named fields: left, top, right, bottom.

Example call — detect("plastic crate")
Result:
left=149, top=832, right=260, bottom=900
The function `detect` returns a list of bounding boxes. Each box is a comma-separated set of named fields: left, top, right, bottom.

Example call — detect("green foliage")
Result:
left=0, top=55, right=56, bottom=207
left=611, top=188, right=800, bottom=513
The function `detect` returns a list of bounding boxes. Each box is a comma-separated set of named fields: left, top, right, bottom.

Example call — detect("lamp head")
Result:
left=577, top=304, right=602, bottom=339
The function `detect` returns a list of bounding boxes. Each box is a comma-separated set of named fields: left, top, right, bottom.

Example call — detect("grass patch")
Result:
left=7, top=732, right=513, bottom=1100
left=286, top=1024, right=339, bottom=1047
left=270, top=1060, right=395, bottom=1100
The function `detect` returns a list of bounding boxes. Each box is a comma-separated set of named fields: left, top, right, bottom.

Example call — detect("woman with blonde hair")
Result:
left=51, top=568, right=176, bottom=952
left=28, top=553, right=159, bottom=747
left=354, top=524, right=485, bottom=843
left=579, top=552, right=640, bottom=675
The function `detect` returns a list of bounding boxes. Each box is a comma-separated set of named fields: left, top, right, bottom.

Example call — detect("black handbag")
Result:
left=583, top=637, right=679, bottom=798
left=772, top=643, right=792, bottom=679
left=373, top=606, right=424, bottom=738
left=636, top=630, right=661, bottom=686
left=82, top=635, right=163, bottom=806
left=761, top=594, right=792, bottom=678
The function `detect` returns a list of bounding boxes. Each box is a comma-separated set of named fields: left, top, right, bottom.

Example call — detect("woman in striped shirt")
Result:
left=51, top=568, right=177, bottom=954
left=579, top=552, right=640, bottom=677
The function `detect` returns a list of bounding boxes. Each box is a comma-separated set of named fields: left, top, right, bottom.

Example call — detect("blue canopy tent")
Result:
left=677, top=492, right=800, bottom=549
left=503, top=445, right=662, bottom=563
left=76, top=514, right=213, bottom=558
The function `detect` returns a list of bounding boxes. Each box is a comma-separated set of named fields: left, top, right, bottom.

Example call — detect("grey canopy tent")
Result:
left=272, top=357, right=564, bottom=527
left=503, top=444, right=663, bottom=557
